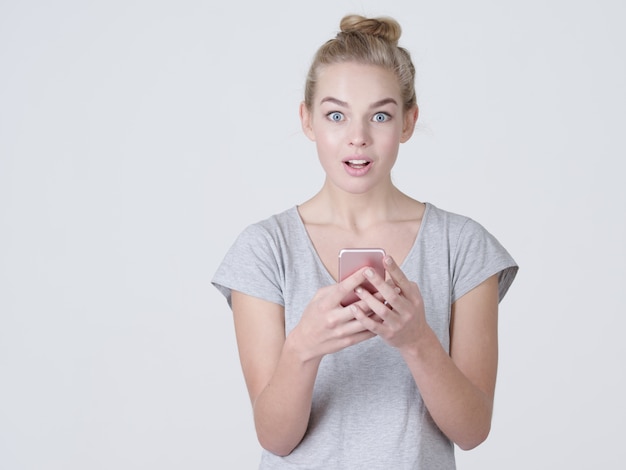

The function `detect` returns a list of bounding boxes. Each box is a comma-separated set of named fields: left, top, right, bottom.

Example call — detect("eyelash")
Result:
left=372, top=112, right=391, bottom=122
left=327, top=111, right=344, bottom=122
left=325, top=111, right=392, bottom=122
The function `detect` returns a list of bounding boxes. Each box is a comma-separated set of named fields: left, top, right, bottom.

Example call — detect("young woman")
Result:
left=213, top=14, right=518, bottom=469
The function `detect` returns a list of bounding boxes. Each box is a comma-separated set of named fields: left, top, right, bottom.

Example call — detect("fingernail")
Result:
left=355, top=286, right=363, bottom=294
left=364, top=269, right=374, bottom=278
left=385, top=256, right=393, bottom=266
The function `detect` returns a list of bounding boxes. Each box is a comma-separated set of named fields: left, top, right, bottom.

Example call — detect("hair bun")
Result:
left=339, top=14, right=402, bottom=45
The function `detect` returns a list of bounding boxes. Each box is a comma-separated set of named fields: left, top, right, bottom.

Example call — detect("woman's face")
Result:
left=300, top=62, right=417, bottom=194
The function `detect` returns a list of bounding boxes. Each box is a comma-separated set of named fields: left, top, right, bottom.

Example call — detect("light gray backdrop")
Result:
left=1, top=0, right=624, bottom=468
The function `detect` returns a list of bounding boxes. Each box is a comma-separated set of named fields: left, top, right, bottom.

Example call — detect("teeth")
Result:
left=348, top=160, right=368, bottom=165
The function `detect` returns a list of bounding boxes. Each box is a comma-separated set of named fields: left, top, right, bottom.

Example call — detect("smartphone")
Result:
left=338, top=248, right=386, bottom=306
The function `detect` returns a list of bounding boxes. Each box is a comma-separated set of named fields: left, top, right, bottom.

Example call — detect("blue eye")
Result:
left=373, top=112, right=390, bottom=122
left=327, top=112, right=344, bottom=122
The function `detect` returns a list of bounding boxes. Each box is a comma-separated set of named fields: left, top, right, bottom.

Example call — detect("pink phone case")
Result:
left=338, top=248, right=386, bottom=306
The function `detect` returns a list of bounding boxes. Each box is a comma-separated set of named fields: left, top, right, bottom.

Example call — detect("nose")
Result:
left=349, top=120, right=370, bottom=147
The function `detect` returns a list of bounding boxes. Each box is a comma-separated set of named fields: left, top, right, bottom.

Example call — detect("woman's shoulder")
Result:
left=233, top=206, right=302, bottom=248
left=422, top=202, right=505, bottom=249
left=423, top=202, right=478, bottom=231
left=245, top=206, right=300, bottom=233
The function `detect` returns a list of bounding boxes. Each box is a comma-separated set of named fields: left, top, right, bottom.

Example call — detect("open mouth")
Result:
left=345, top=159, right=371, bottom=169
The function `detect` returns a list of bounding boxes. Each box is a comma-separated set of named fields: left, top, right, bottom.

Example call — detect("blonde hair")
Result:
left=304, top=14, right=417, bottom=111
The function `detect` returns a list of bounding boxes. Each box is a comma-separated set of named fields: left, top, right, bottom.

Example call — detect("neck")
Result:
left=300, top=179, right=417, bottom=232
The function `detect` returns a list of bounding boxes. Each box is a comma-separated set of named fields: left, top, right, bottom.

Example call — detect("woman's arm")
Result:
left=402, top=275, right=499, bottom=450
left=353, top=257, right=499, bottom=450
left=231, top=274, right=377, bottom=456
left=232, top=291, right=319, bottom=456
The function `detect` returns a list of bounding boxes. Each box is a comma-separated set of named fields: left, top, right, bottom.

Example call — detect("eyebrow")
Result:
left=319, top=97, right=398, bottom=108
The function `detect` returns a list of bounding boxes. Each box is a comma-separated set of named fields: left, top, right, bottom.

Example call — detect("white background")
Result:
left=1, top=1, right=624, bottom=468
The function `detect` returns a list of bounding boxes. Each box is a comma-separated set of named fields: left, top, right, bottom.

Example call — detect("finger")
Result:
left=385, top=278, right=399, bottom=289
left=361, top=265, right=401, bottom=303
left=373, top=286, right=401, bottom=309
left=333, top=268, right=378, bottom=307
left=351, top=301, right=387, bottom=334
left=330, top=303, right=380, bottom=338
left=354, top=285, right=395, bottom=323
left=381, top=256, right=412, bottom=293
left=337, top=314, right=376, bottom=335
left=337, top=298, right=374, bottom=321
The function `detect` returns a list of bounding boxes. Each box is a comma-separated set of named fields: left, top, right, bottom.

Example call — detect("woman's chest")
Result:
left=305, top=220, right=421, bottom=282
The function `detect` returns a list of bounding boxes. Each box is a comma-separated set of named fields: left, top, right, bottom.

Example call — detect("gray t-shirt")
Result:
left=212, top=202, right=518, bottom=469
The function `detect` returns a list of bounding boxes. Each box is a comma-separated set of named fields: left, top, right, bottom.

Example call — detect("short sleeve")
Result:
left=451, top=218, right=518, bottom=304
left=212, top=223, right=285, bottom=309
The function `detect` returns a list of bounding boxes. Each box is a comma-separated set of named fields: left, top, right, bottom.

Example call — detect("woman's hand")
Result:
left=352, top=255, right=427, bottom=352
left=290, top=270, right=378, bottom=361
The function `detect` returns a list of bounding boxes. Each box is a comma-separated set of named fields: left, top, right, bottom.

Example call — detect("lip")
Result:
left=342, top=156, right=373, bottom=177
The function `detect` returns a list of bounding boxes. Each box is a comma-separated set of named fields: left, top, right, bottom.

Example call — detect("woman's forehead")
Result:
left=314, top=62, right=402, bottom=105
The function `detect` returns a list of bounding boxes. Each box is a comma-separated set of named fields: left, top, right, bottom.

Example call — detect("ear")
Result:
left=400, top=105, right=419, bottom=143
left=299, top=102, right=316, bottom=141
